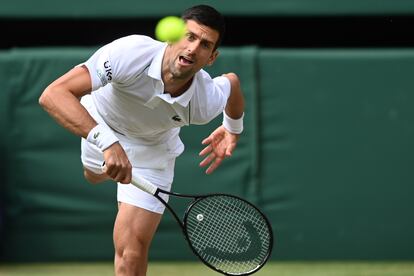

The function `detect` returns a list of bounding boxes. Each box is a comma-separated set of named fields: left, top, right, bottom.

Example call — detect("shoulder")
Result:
left=106, top=35, right=165, bottom=81
left=109, top=35, right=165, bottom=55
left=189, top=70, right=231, bottom=124
left=194, top=69, right=213, bottom=87
left=195, top=70, right=231, bottom=93
left=112, top=35, right=162, bottom=46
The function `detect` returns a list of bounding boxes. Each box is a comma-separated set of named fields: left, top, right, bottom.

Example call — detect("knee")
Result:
left=115, top=238, right=149, bottom=260
left=115, top=239, right=150, bottom=274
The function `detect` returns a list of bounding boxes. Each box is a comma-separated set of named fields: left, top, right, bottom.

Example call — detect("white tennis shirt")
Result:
left=83, top=35, right=231, bottom=158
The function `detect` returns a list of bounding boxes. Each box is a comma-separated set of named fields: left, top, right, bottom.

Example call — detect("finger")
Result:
left=104, top=160, right=125, bottom=182
left=225, top=143, right=236, bottom=157
left=199, top=153, right=215, bottom=167
left=205, top=157, right=223, bottom=174
left=201, top=136, right=213, bottom=145
left=107, top=167, right=120, bottom=180
left=202, top=131, right=218, bottom=145
left=112, top=161, right=133, bottom=184
left=199, top=144, right=212, bottom=156
left=103, top=161, right=116, bottom=177
left=119, top=174, right=131, bottom=184
left=121, top=165, right=132, bottom=184
left=122, top=174, right=132, bottom=184
left=111, top=170, right=128, bottom=184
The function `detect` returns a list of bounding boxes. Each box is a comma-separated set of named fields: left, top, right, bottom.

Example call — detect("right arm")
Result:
left=39, top=65, right=132, bottom=184
left=39, top=66, right=96, bottom=137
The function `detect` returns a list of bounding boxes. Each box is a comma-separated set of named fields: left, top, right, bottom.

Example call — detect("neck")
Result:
left=163, top=75, right=193, bottom=97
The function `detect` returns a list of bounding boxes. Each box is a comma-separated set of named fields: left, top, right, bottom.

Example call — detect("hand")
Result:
left=102, top=142, right=132, bottom=184
left=199, top=125, right=239, bottom=174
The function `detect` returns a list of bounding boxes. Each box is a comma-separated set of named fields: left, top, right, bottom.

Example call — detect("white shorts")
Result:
left=80, top=95, right=177, bottom=214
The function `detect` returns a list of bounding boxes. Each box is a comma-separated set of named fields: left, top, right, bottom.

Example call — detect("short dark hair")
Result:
left=181, top=5, right=225, bottom=50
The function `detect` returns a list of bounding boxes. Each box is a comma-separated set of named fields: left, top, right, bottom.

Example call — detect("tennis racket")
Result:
left=131, top=174, right=274, bottom=275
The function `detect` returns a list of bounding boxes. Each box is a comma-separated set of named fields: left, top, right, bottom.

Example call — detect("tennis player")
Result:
left=39, top=5, right=244, bottom=276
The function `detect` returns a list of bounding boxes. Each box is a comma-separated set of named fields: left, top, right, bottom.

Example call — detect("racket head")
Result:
left=183, top=194, right=273, bottom=276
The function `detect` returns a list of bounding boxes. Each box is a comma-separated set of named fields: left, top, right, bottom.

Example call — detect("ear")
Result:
left=207, top=50, right=219, bottom=66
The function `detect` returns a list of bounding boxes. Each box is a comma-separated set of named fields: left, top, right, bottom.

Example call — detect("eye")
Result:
left=186, top=33, right=196, bottom=41
left=201, top=41, right=212, bottom=49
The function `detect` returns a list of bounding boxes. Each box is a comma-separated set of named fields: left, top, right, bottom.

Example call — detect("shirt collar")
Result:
left=159, top=77, right=196, bottom=107
left=147, top=42, right=167, bottom=81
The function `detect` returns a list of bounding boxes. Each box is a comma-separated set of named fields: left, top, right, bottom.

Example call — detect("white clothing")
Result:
left=84, top=35, right=231, bottom=147
left=81, top=94, right=175, bottom=214
left=80, top=35, right=231, bottom=213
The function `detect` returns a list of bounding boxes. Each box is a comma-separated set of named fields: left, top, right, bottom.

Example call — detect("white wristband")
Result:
left=222, top=111, right=244, bottom=134
left=86, top=124, right=119, bottom=151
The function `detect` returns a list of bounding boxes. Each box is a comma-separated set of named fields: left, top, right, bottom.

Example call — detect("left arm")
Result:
left=199, top=73, right=245, bottom=174
left=223, top=72, right=245, bottom=120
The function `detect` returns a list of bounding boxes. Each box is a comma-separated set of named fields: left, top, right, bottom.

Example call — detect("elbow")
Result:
left=38, top=89, right=48, bottom=109
left=38, top=86, right=54, bottom=110
left=223, top=72, right=240, bottom=86
left=38, top=90, right=46, bottom=107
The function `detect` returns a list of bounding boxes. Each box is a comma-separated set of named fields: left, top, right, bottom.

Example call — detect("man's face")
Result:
left=166, top=19, right=219, bottom=80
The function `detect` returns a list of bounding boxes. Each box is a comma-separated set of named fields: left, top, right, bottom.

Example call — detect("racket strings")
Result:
left=185, top=195, right=271, bottom=274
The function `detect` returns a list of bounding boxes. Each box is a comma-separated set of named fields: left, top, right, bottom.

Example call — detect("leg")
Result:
left=114, top=202, right=162, bottom=276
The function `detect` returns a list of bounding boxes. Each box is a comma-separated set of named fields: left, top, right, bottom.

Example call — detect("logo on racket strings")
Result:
left=202, top=221, right=263, bottom=261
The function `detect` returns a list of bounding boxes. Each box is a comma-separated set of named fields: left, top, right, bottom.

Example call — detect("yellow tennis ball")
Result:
left=155, top=16, right=186, bottom=43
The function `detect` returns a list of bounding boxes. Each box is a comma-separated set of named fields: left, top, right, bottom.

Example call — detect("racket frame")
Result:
left=131, top=175, right=273, bottom=276
left=184, top=194, right=273, bottom=275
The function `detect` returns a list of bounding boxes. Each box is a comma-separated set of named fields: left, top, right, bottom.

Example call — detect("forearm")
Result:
left=39, top=66, right=98, bottom=138
left=223, top=73, right=245, bottom=119
left=39, top=86, right=96, bottom=138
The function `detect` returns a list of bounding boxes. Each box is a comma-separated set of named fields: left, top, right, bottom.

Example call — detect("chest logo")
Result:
left=172, top=115, right=182, bottom=122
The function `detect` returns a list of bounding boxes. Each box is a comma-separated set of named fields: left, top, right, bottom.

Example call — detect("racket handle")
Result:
left=131, top=174, right=158, bottom=195
left=102, top=163, right=157, bottom=195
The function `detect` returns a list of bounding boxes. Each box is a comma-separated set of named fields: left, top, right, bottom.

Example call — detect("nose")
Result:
left=186, top=40, right=200, bottom=55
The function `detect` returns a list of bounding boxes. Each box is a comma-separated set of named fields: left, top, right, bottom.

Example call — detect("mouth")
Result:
left=179, top=55, right=194, bottom=65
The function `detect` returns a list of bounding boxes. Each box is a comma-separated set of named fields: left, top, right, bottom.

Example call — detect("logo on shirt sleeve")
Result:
left=96, top=60, right=113, bottom=86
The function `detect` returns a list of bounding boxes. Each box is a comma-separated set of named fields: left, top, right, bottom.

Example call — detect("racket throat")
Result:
left=156, top=194, right=185, bottom=228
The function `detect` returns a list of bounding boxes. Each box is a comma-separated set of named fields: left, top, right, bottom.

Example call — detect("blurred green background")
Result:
left=1, top=1, right=414, bottom=274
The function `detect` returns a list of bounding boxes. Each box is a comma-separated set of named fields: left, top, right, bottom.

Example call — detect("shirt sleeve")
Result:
left=190, top=74, right=232, bottom=125
left=213, top=75, right=232, bottom=100
left=83, top=44, right=113, bottom=91
left=82, top=35, right=159, bottom=91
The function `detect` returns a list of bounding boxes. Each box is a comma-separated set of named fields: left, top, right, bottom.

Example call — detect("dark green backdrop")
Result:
left=2, top=0, right=414, bottom=18
left=1, top=47, right=414, bottom=261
